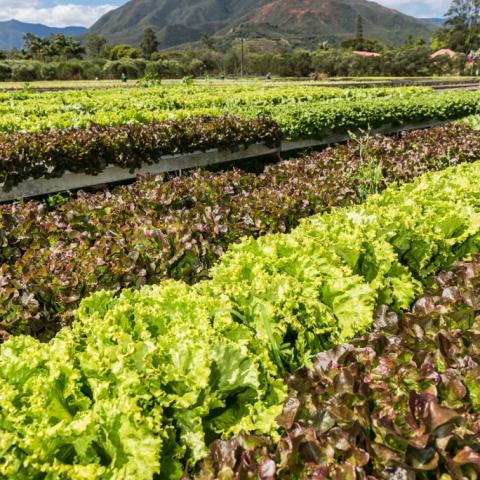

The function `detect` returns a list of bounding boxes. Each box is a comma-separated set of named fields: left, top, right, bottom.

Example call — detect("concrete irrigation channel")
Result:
left=0, top=119, right=449, bottom=202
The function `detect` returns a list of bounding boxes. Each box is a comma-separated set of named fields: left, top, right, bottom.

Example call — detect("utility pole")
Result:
left=240, top=37, right=245, bottom=78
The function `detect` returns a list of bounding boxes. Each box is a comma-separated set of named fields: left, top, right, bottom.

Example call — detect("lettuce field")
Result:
left=2, top=84, right=480, bottom=189
left=0, top=81, right=480, bottom=479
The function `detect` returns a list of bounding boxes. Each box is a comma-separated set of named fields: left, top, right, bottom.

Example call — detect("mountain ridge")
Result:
left=422, top=18, right=445, bottom=27
left=89, top=0, right=436, bottom=49
left=0, top=20, right=87, bottom=51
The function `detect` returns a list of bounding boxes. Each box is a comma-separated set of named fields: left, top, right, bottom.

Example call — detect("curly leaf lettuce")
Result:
left=207, top=162, right=480, bottom=369
left=0, top=283, right=285, bottom=478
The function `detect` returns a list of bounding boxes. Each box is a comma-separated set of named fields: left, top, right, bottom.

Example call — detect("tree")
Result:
left=48, top=34, right=85, bottom=60
left=436, top=0, right=480, bottom=52
left=340, top=38, right=386, bottom=53
left=109, top=44, right=142, bottom=60
left=356, top=15, right=364, bottom=50
left=84, top=34, right=108, bottom=58
left=445, top=0, right=479, bottom=28
left=387, top=45, right=432, bottom=76
left=22, top=33, right=84, bottom=61
left=23, top=33, right=48, bottom=61
left=201, top=33, right=216, bottom=50
left=140, top=28, right=158, bottom=59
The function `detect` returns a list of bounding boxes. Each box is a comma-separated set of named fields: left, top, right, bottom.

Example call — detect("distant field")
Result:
left=0, top=79, right=137, bottom=90
left=0, top=76, right=479, bottom=92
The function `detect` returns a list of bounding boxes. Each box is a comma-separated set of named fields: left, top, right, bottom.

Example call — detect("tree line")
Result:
left=0, top=0, right=477, bottom=81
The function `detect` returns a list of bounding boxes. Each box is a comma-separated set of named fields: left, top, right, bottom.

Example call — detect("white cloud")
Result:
left=0, top=1, right=117, bottom=27
left=375, top=0, right=451, bottom=18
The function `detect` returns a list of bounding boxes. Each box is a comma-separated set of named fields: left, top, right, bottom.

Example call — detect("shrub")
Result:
left=40, top=63, right=57, bottom=80
left=10, top=62, right=41, bottom=81
left=0, top=62, right=12, bottom=81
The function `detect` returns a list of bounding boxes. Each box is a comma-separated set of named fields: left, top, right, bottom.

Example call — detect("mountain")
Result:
left=0, top=20, right=87, bottom=51
left=89, top=0, right=436, bottom=48
left=422, top=18, right=445, bottom=28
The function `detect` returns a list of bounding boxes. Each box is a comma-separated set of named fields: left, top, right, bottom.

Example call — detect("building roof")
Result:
left=430, top=48, right=457, bottom=59
left=352, top=50, right=382, bottom=57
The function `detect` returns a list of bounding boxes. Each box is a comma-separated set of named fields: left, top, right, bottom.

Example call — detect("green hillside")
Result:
left=89, top=0, right=436, bottom=48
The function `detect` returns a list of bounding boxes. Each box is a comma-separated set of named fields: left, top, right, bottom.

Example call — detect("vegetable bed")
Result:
left=0, top=84, right=429, bottom=133
left=0, top=116, right=281, bottom=191
left=201, top=257, right=480, bottom=479
left=1, top=124, right=479, bottom=339
left=1, top=86, right=480, bottom=188
left=1, top=160, right=480, bottom=477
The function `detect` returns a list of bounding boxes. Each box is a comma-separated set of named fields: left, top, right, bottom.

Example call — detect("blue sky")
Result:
left=0, top=0, right=452, bottom=28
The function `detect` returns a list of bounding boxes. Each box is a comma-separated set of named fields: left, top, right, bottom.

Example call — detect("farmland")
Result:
left=0, top=80, right=480, bottom=479
left=2, top=83, right=480, bottom=193
left=2, top=159, right=480, bottom=478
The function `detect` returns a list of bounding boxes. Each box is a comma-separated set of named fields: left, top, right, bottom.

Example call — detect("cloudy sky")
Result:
left=0, top=0, right=452, bottom=28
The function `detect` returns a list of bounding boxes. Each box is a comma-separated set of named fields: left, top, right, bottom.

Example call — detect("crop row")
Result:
left=0, top=116, right=281, bottom=191
left=0, top=124, right=479, bottom=340
left=2, top=89, right=480, bottom=188
left=0, top=84, right=429, bottom=133
left=241, top=89, right=480, bottom=139
left=200, top=257, right=480, bottom=479
left=2, top=161, right=480, bottom=478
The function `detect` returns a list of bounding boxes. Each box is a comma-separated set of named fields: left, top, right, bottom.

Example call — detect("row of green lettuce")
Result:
left=2, top=89, right=480, bottom=189
left=261, top=89, right=480, bottom=140
left=0, top=84, right=430, bottom=133
left=2, top=161, right=480, bottom=478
